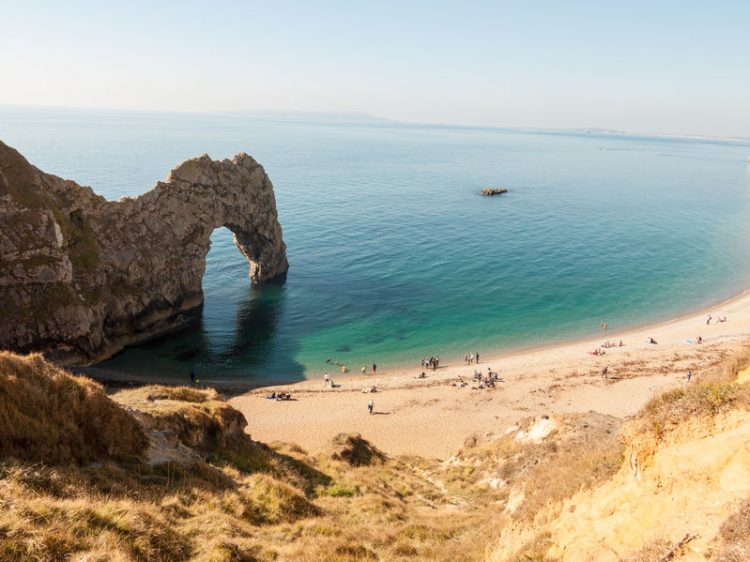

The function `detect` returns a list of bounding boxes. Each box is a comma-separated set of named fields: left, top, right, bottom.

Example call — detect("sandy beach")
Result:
left=229, top=288, right=750, bottom=459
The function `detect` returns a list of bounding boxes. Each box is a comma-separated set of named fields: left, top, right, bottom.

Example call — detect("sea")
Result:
left=2, top=106, right=750, bottom=387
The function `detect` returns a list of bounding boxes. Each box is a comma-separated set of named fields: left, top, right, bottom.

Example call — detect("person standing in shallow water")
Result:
left=372, top=363, right=377, bottom=374
left=367, top=400, right=374, bottom=415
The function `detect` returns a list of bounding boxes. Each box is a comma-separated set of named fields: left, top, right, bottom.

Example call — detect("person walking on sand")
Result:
left=372, top=363, right=377, bottom=374
left=475, top=352, right=480, bottom=364
left=367, top=399, right=374, bottom=415
left=707, top=314, right=712, bottom=325
left=687, top=370, right=693, bottom=383
left=600, top=365, right=608, bottom=379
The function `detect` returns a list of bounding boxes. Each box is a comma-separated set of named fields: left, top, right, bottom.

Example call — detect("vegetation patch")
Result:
left=0, top=352, right=147, bottom=464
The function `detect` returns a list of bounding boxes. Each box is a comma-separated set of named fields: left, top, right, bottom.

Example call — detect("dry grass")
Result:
left=709, top=498, right=750, bottom=561
left=625, top=347, right=750, bottom=460
left=621, top=537, right=673, bottom=562
left=509, top=531, right=558, bottom=562
left=444, top=413, right=623, bottom=523
left=327, top=433, right=387, bottom=467
left=0, top=353, right=508, bottom=561
left=0, top=352, right=147, bottom=464
left=5, top=349, right=750, bottom=561
left=113, top=385, right=247, bottom=451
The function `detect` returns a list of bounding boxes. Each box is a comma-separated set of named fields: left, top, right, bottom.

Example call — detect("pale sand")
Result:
left=229, top=289, right=750, bottom=459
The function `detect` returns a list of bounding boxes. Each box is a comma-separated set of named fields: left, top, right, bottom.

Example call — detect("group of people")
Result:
left=325, top=358, right=350, bottom=373
left=267, top=391, right=292, bottom=401
left=463, top=352, right=480, bottom=365
left=421, top=357, right=440, bottom=370
left=473, top=367, right=499, bottom=388
left=706, top=314, right=728, bottom=325
left=361, top=363, right=378, bottom=374
left=590, top=339, right=624, bottom=355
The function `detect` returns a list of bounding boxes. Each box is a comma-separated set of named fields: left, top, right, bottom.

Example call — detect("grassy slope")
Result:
left=491, top=348, right=750, bottom=562
left=2, top=349, right=750, bottom=561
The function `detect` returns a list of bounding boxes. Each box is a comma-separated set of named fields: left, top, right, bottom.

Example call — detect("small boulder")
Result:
left=329, top=433, right=386, bottom=467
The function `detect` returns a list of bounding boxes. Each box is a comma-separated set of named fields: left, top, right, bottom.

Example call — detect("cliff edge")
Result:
left=0, top=140, right=288, bottom=364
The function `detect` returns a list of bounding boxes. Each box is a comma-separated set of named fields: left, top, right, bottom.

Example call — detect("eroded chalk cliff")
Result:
left=0, top=140, right=288, bottom=364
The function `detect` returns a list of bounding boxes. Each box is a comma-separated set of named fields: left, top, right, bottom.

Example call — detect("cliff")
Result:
left=488, top=349, right=750, bottom=562
left=0, top=140, right=288, bottom=364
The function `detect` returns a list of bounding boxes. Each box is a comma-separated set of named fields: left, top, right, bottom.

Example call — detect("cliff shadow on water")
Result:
left=82, top=221, right=304, bottom=389
left=86, top=278, right=306, bottom=389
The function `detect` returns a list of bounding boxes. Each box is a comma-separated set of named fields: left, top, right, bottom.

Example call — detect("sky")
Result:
left=1, top=0, right=749, bottom=136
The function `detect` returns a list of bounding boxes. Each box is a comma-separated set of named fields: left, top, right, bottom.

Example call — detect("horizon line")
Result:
left=1, top=102, right=749, bottom=145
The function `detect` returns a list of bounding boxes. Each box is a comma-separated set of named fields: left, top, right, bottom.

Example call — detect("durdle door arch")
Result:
left=0, top=141, right=288, bottom=364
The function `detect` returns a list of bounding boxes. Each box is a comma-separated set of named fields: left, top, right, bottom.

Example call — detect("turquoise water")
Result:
left=2, top=107, right=750, bottom=386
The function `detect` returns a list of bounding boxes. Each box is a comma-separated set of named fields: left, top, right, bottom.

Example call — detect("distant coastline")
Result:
left=2, top=103, right=749, bottom=144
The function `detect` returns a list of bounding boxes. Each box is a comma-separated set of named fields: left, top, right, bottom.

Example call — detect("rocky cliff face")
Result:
left=0, top=140, right=288, bottom=364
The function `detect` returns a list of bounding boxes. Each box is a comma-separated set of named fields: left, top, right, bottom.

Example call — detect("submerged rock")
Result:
left=0, top=140, right=288, bottom=364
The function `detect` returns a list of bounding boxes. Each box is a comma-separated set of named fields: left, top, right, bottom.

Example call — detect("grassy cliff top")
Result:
left=2, top=350, right=750, bottom=561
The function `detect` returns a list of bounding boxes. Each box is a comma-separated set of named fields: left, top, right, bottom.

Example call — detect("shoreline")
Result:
left=224, top=285, right=750, bottom=458
left=89, top=284, right=750, bottom=391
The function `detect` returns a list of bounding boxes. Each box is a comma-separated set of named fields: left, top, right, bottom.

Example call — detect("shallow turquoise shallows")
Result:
left=2, top=107, right=750, bottom=386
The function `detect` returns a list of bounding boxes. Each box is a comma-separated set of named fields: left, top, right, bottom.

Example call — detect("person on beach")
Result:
left=372, top=363, right=377, bottom=374
left=687, top=370, right=693, bottom=383
left=475, top=352, right=480, bottom=364
left=367, top=399, right=374, bottom=415
left=361, top=366, right=366, bottom=374
left=324, top=373, right=330, bottom=385
left=707, top=314, right=712, bottom=325
left=600, top=365, right=608, bottom=379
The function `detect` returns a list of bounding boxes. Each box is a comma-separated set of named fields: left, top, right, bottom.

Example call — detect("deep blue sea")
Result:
left=2, top=107, right=750, bottom=386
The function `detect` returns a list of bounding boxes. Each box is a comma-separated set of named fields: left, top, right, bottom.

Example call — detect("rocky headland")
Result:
left=0, top=141, right=288, bottom=364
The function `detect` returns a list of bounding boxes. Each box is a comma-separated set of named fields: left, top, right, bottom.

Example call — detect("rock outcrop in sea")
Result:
left=0, top=140, right=288, bottom=364
left=481, top=187, right=508, bottom=196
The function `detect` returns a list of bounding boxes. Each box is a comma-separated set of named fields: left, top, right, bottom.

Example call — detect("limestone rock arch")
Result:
left=0, top=140, right=289, bottom=364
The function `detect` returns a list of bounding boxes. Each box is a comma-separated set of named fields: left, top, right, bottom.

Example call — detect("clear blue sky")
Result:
left=2, top=0, right=748, bottom=136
